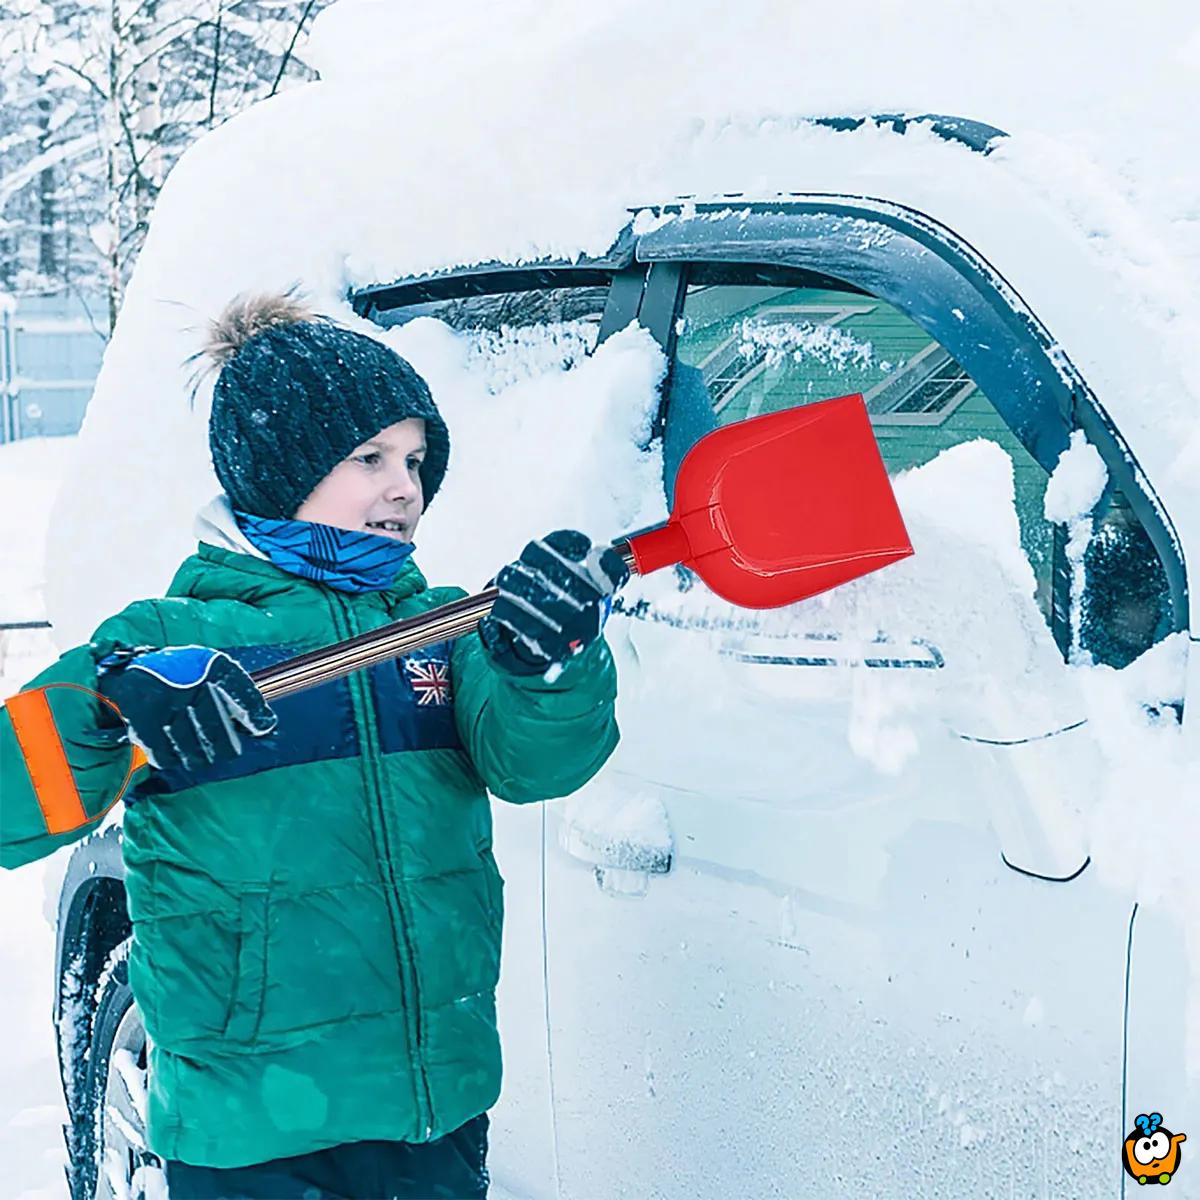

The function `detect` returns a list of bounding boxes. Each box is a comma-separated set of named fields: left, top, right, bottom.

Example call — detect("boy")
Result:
left=0, top=292, right=629, bottom=1199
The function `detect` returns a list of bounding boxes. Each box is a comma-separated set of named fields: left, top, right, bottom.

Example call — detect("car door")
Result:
left=542, top=205, right=1187, bottom=1198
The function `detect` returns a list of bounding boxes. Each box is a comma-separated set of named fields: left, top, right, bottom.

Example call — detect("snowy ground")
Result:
left=0, top=437, right=81, bottom=1198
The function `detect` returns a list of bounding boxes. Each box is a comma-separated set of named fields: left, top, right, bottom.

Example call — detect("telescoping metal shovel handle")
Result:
left=249, top=544, right=640, bottom=702
left=115, top=545, right=637, bottom=774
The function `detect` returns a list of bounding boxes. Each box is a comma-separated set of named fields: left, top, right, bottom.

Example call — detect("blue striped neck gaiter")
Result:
left=233, top=510, right=417, bottom=593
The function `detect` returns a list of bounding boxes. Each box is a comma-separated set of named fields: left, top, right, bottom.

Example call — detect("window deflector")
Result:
left=634, top=201, right=1187, bottom=644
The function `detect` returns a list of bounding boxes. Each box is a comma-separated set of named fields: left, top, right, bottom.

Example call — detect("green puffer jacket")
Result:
left=0, top=543, right=619, bottom=1167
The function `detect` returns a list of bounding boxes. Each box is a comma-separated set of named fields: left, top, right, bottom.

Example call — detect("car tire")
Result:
left=69, top=937, right=166, bottom=1200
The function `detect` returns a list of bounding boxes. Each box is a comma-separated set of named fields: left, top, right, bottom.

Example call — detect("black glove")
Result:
left=97, top=646, right=277, bottom=772
left=479, top=530, right=630, bottom=677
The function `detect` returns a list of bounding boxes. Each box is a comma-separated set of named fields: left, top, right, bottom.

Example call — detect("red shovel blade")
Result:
left=624, top=394, right=913, bottom=609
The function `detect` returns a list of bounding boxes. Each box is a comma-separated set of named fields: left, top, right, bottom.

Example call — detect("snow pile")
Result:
left=610, top=433, right=1187, bottom=906
left=558, top=782, right=674, bottom=876
left=1043, top=430, right=1108, bottom=525
left=619, top=438, right=1072, bottom=748
left=1043, top=430, right=1109, bottom=661
left=374, top=319, right=665, bottom=590
left=1082, top=636, right=1200, bottom=1062
left=0, top=437, right=77, bottom=630
left=464, top=321, right=598, bottom=394
left=736, top=317, right=874, bottom=371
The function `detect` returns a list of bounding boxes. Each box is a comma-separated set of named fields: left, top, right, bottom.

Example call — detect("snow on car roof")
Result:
left=45, top=0, right=1200, bottom=642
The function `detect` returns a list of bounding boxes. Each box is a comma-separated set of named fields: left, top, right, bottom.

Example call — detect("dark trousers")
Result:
left=164, top=1113, right=489, bottom=1200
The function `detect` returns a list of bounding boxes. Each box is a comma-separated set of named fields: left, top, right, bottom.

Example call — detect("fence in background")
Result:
left=0, top=291, right=108, bottom=442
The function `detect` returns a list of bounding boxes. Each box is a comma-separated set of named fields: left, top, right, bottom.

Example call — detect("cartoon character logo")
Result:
left=1123, top=1112, right=1187, bottom=1186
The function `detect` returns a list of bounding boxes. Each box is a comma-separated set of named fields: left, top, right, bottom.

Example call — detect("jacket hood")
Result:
left=194, top=493, right=268, bottom=560
left=179, top=493, right=428, bottom=606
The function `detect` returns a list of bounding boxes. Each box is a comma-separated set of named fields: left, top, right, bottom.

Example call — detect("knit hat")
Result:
left=192, top=291, right=450, bottom=520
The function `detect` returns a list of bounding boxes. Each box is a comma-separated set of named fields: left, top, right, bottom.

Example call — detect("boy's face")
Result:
left=294, top=417, right=426, bottom=542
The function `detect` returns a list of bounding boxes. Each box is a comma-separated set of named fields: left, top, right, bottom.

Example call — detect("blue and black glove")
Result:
left=479, top=530, right=630, bottom=677
left=97, top=646, right=277, bottom=772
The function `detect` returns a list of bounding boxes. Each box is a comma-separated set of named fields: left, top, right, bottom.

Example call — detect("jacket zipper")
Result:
left=329, top=591, right=434, bottom=1138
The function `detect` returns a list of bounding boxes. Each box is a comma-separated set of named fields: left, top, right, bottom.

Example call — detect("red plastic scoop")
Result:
left=625, top=392, right=913, bottom=607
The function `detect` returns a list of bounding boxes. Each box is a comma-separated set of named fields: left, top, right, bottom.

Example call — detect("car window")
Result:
left=670, top=272, right=1172, bottom=664
left=674, top=278, right=1057, bottom=611
left=370, top=284, right=609, bottom=339
left=359, top=280, right=614, bottom=388
left=1082, top=491, right=1172, bottom=668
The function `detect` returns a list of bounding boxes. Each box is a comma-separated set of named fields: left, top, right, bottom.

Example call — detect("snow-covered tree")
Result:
left=0, top=0, right=329, bottom=325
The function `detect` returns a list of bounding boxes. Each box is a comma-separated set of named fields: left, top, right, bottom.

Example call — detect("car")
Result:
left=46, top=104, right=1195, bottom=1199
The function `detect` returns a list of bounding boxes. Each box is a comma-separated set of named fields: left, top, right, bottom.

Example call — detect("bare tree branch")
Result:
left=268, top=0, right=316, bottom=97
left=116, top=15, right=211, bottom=92
left=66, top=278, right=110, bottom=338
left=116, top=106, right=156, bottom=198
left=207, top=2, right=223, bottom=127
left=51, top=58, right=109, bottom=104
left=4, top=1, right=328, bottom=297
left=0, top=134, right=99, bottom=209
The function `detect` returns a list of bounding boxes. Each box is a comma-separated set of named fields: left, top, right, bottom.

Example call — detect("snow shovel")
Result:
left=8, top=393, right=912, bottom=790
left=191, top=391, right=913, bottom=705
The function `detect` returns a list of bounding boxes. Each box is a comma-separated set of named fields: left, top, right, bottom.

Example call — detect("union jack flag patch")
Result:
left=403, top=657, right=453, bottom=706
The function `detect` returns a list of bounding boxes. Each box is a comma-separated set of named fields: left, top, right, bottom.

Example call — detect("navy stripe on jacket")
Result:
left=135, top=640, right=461, bottom=796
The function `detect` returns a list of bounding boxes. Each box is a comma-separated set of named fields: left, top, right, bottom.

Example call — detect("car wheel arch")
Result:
left=54, top=826, right=130, bottom=1121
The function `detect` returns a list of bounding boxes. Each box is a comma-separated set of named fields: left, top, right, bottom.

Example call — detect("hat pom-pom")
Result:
left=202, top=287, right=316, bottom=369
left=186, top=286, right=317, bottom=400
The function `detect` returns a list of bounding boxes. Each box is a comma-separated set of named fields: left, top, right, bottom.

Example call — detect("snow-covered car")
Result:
left=43, top=8, right=1198, bottom=1197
